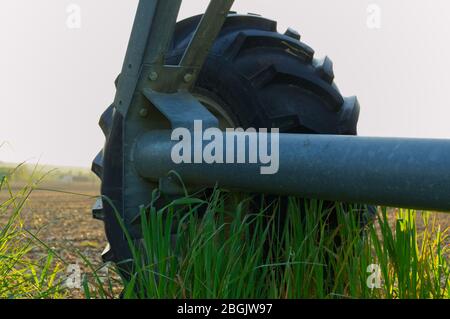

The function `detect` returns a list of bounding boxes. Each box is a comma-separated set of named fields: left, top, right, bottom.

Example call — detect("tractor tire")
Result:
left=93, top=13, right=370, bottom=267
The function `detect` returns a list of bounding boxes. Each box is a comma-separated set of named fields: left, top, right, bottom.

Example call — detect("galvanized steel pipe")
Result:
left=134, top=131, right=450, bottom=212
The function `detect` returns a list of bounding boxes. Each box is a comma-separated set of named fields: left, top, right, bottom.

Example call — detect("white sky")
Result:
left=1, top=0, right=450, bottom=167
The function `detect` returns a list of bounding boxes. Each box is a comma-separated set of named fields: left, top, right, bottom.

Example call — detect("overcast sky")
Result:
left=1, top=0, right=450, bottom=167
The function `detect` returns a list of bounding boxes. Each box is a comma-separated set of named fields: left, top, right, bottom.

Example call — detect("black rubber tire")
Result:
left=167, top=14, right=359, bottom=135
left=94, top=14, right=366, bottom=266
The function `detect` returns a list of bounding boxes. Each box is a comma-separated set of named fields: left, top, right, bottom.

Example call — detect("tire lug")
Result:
left=92, top=198, right=105, bottom=221
left=314, top=56, right=334, bottom=83
left=101, top=244, right=115, bottom=263
left=285, top=27, right=301, bottom=40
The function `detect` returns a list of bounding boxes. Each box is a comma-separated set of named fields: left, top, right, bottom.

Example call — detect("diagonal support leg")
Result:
left=180, top=0, right=235, bottom=72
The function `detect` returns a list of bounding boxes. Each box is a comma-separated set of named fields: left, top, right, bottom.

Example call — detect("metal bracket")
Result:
left=100, top=0, right=239, bottom=246
left=142, top=88, right=220, bottom=195
left=115, top=0, right=235, bottom=115
left=142, top=88, right=218, bottom=130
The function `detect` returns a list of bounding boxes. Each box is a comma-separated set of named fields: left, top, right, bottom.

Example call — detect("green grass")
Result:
left=103, top=190, right=449, bottom=299
left=0, top=170, right=65, bottom=299
left=0, top=162, right=97, bottom=184
left=1, top=164, right=449, bottom=299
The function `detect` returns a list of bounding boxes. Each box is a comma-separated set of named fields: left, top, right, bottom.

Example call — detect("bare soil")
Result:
left=1, top=180, right=449, bottom=298
left=0, top=181, right=112, bottom=298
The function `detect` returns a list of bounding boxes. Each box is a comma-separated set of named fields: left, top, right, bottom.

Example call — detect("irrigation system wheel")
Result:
left=93, top=14, right=365, bottom=267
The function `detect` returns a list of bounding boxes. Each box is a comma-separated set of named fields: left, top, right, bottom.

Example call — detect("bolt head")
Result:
left=184, top=73, right=194, bottom=83
left=149, top=71, right=158, bottom=81
left=139, top=108, right=149, bottom=118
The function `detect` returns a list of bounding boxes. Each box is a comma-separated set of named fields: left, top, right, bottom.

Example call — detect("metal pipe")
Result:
left=134, top=131, right=450, bottom=212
